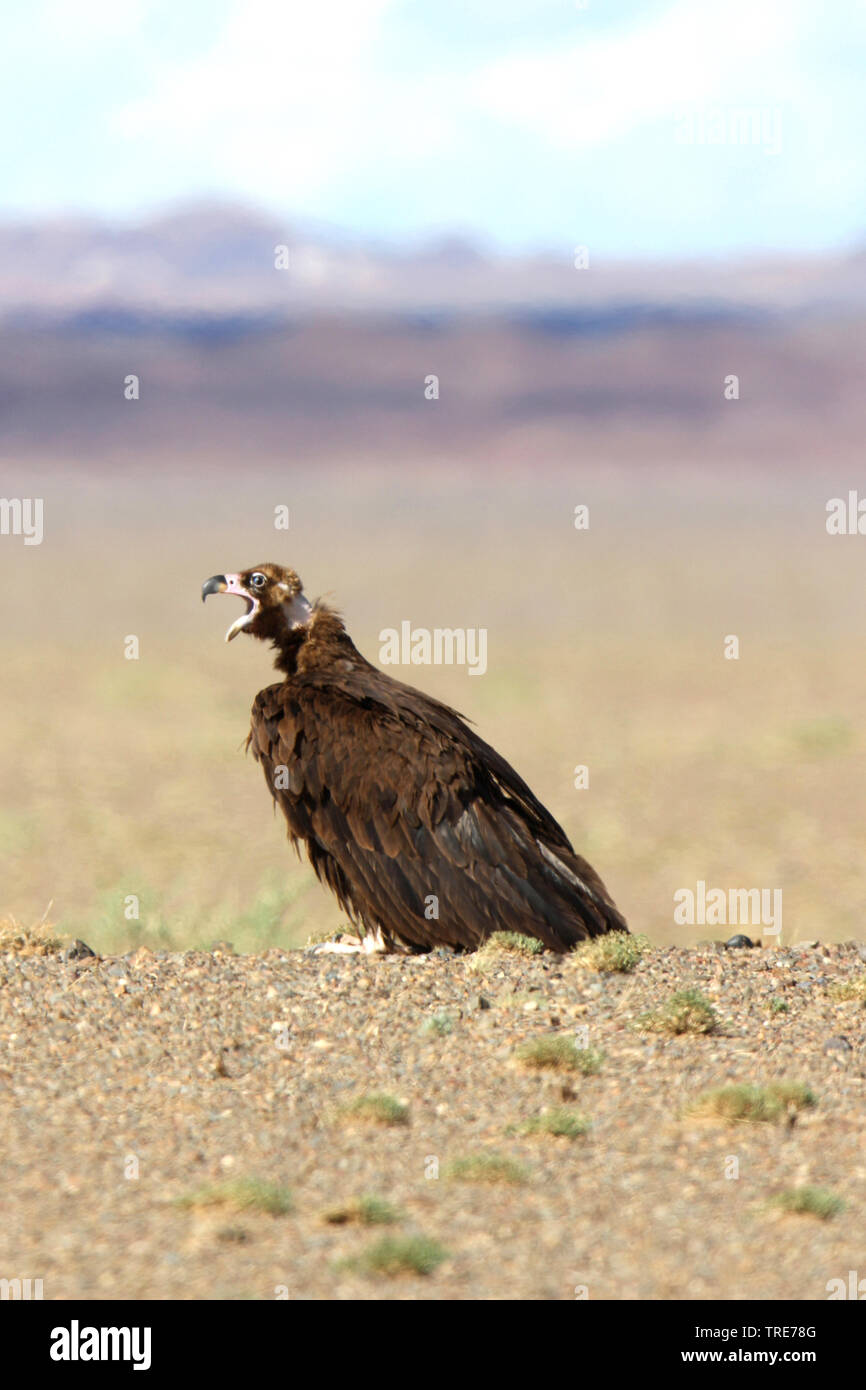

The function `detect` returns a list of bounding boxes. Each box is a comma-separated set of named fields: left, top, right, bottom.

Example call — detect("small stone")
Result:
left=62, top=940, right=96, bottom=963
left=725, top=934, right=755, bottom=949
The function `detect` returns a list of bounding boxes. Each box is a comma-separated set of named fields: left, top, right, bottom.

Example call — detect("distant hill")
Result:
left=1, top=202, right=864, bottom=470
left=2, top=199, right=865, bottom=321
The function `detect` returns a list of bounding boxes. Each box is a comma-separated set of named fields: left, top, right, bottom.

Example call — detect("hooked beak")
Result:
left=201, top=573, right=260, bottom=642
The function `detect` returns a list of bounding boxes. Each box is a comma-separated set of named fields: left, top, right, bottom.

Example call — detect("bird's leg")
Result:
left=361, top=927, right=388, bottom=954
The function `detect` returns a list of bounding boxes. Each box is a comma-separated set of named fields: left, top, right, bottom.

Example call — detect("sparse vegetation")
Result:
left=792, top=716, right=853, bottom=757
left=515, top=1035, right=604, bottom=1073
left=420, top=1011, right=455, bottom=1037
left=767, top=997, right=790, bottom=1014
left=444, top=1153, right=529, bottom=1184
left=767, top=1186, right=844, bottom=1220
left=636, top=988, right=718, bottom=1035
left=2, top=919, right=864, bottom=1300
left=323, top=1195, right=402, bottom=1226
left=571, top=933, right=651, bottom=973
left=514, top=1108, right=591, bottom=1139
left=175, top=1178, right=293, bottom=1216
left=485, top=931, right=544, bottom=956
left=347, top=1235, right=448, bottom=1277
left=469, top=932, right=544, bottom=972
left=687, top=1081, right=816, bottom=1124
left=0, top=914, right=64, bottom=957
left=829, top=976, right=866, bottom=1003
left=338, top=1093, right=409, bottom=1126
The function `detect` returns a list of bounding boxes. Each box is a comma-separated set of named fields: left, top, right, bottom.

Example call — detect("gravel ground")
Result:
left=1, top=933, right=864, bottom=1301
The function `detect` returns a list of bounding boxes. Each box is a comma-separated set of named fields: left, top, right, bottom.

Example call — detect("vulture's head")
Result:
left=202, top=564, right=312, bottom=643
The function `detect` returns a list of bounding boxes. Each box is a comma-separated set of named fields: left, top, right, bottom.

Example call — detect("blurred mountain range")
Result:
left=3, top=200, right=866, bottom=322
left=1, top=201, right=864, bottom=470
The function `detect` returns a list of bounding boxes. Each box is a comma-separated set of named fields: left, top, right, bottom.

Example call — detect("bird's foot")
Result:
left=309, top=927, right=388, bottom=956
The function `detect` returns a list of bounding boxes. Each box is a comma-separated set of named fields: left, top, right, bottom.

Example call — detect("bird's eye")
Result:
left=250, top=572, right=267, bottom=589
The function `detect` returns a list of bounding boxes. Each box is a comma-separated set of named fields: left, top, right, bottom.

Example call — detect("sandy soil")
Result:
left=1, top=933, right=864, bottom=1301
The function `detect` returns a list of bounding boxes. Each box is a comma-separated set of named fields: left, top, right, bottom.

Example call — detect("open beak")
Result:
left=201, top=573, right=260, bottom=642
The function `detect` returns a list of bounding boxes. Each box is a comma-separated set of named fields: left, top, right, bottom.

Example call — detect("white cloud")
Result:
left=114, top=0, right=399, bottom=199
left=39, top=0, right=152, bottom=43
left=471, top=0, right=814, bottom=148
left=34, top=0, right=859, bottom=253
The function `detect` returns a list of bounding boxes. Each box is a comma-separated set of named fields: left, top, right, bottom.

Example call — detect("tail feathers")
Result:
left=534, top=840, right=629, bottom=948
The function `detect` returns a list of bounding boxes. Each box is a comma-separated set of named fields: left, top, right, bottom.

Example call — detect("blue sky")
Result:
left=2, top=0, right=865, bottom=256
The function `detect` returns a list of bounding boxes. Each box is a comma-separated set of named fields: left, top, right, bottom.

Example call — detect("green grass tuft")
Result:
left=636, top=988, right=718, bottom=1035
left=419, top=1011, right=455, bottom=1037
left=514, top=1108, right=591, bottom=1139
left=444, top=1152, right=529, bottom=1184
left=338, top=1093, right=409, bottom=1126
left=323, top=1195, right=402, bottom=1226
left=768, top=1186, right=844, bottom=1220
left=515, top=1035, right=604, bottom=1073
left=486, top=931, right=545, bottom=956
left=348, top=1235, right=448, bottom=1277
left=469, top=932, right=545, bottom=973
left=687, top=1081, right=816, bottom=1124
left=570, top=933, right=650, bottom=973
left=175, top=1178, right=293, bottom=1216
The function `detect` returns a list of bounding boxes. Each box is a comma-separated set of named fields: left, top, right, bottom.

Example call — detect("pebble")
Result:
left=3, top=936, right=866, bottom=1301
left=62, top=940, right=96, bottom=963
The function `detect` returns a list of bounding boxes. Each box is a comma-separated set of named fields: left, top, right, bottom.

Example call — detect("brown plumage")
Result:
left=202, top=563, right=628, bottom=953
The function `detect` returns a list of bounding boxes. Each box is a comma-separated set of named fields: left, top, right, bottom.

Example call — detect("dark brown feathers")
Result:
left=206, top=564, right=629, bottom=954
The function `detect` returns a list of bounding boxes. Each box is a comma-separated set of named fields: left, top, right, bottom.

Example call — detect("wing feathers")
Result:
left=248, top=658, right=627, bottom=952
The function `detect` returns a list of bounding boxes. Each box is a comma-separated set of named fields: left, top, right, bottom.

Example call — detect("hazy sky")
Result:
left=2, top=0, right=864, bottom=255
